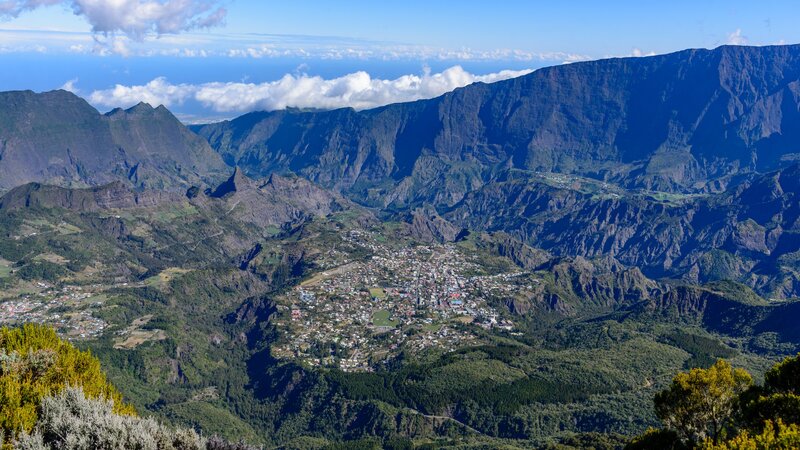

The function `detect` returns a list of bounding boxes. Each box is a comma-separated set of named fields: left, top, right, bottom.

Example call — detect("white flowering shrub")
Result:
left=12, top=388, right=258, bottom=450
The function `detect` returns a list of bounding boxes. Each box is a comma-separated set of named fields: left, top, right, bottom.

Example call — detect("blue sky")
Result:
left=0, top=0, right=796, bottom=121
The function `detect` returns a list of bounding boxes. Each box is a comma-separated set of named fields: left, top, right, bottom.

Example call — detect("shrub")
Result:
left=702, top=420, right=800, bottom=450
left=0, top=324, right=134, bottom=437
left=15, top=387, right=204, bottom=450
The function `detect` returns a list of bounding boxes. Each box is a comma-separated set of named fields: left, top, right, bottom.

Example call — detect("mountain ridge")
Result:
left=195, top=44, right=800, bottom=206
left=0, top=90, right=229, bottom=191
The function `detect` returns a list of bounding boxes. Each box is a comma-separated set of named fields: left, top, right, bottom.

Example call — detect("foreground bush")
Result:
left=0, top=324, right=134, bottom=436
left=14, top=387, right=259, bottom=450
left=16, top=387, right=203, bottom=450
left=654, top=360, right=752, bottom=445
left=702, top=420, right=800, bottom=450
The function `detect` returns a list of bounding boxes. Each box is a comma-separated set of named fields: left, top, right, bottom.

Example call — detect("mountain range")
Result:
left=196, top=44, right=800, bottom=299
left=2, top=45, right=799, bottom=311
left=194, top=44, right=800, bottom=205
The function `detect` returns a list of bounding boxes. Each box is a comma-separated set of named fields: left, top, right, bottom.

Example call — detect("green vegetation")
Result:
left=0, top=324, right=134, bottom=437
left=368, top=287, right=387, bottom=299
left=15, top=261, right=67, bottom=282
left=654, top=360, right=752, bottom=444
left=663, top=330, right=738, bottom=369
left=630, top=353, right=800, bottom=449
left=704, top=281, right=769, bottom=306
left=705, top=420, right=800, bottom=450
left=372, top=309, right=397, bottom=328
left=0, top=259, right=11, bottom=279
left=144, top=268, right=193, bottom=288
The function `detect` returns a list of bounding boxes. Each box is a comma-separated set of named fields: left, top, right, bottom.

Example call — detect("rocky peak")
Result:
left=210, top=167, right=253, bottom=198
left=0, top=89, right=229, bottom=191
left=406, top=207, right=467, bottom=243
left=126, top=102, right=156, bottom=114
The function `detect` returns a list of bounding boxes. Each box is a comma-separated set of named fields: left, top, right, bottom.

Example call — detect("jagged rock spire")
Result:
left=210, top=167, right=251, bottom=198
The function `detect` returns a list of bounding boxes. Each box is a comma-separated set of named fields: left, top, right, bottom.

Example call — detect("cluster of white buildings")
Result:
left=272, top=232, right=526, bottom=371
left=0, top=284, right=108, bottom=339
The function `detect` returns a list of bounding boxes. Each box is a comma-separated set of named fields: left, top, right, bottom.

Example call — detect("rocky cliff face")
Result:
left=4, top=44, right=800, bottom=314
left=512, top=255, right=664, bottom=316
left=0, top=181, right=178, bottom=211
left=404, top=207, right=467, bottom=243
left=446, top=164, right=800, bottom=298
left=202, top=167, right=361, bottom=227
left=196, top=45, right=800, bottom=206
left=478, top=232, right=551, bottom=270
left=193, top=46, right=800, bottom=299
left=0, top=90, right=228, bottom=191
left=1, top=167, right=365, bottom=232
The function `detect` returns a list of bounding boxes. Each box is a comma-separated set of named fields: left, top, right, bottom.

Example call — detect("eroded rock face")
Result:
left=522, top=256, right=665, bottom=316
left=0, top=168, right=371, bottom=254
left=483, top=232, right=551, bottom=270
left=405, top=207, right=467, bottom=243
left=0, top=181, right=178, bottom=211
left=189, top=45, right=800, bottom=300
left=444, top=164, right=800, bottom=298
left=203, top=168, right=364, bottom=228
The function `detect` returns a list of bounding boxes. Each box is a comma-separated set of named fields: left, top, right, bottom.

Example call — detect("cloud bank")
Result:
left=0, top=0, right=226, bottom=38
left=87, top=65, right=534, bottom=114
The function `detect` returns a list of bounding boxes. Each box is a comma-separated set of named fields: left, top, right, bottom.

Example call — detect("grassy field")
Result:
left=34, top=253, right=69, bottom=264
left=263, top=225, right=281, bottom=236
left=114, top=329, right=167, bottom=350
left=152, top=204, right=198, bottom=223
left=22, top=219, right=82, bottom=235
left=369, top=287, right=387, bottom=299
left=114, top=315, right=168, bottom=350
left=54, top=222, right=82, bottom=235
left=0, top=259, right=11, bottom=278
left=300, top=262, right=358, bottom=287
left=144, top=267, right=192, bottom=287
left=422, top=323, right=442, bottom=332
left=372, top=309, right=398, bottom=328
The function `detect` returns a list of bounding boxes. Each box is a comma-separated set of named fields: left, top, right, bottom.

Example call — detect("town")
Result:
left=0, top=282, right=109, bottom=339
left=271, top=230, right=529, bottom=371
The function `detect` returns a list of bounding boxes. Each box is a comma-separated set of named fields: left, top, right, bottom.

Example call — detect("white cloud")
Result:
left=87, top=66, right=534, bottom=113
left=0, top=0, right=226, bottom=43
left=61, top=77, right=79, bottom=93
left=88, top=76, right=195, bottom=107
left=222, top=44, right=590, bottom=64
left=0, top=26, right=590, bottom=61
left=71, top=0, right=225, bottom=38
left=630, top=48, right=656, bottom=57
left=727, top=29, right=748, bottom=45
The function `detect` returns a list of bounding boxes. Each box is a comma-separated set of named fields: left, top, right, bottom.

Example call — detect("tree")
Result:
left=764, top=353, right=800, bottom=395
left=654, top=359, right=752, bottom=445
left=702, top=420, right=800, bottom=450
left=740, top=353, right=800, bottom=430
